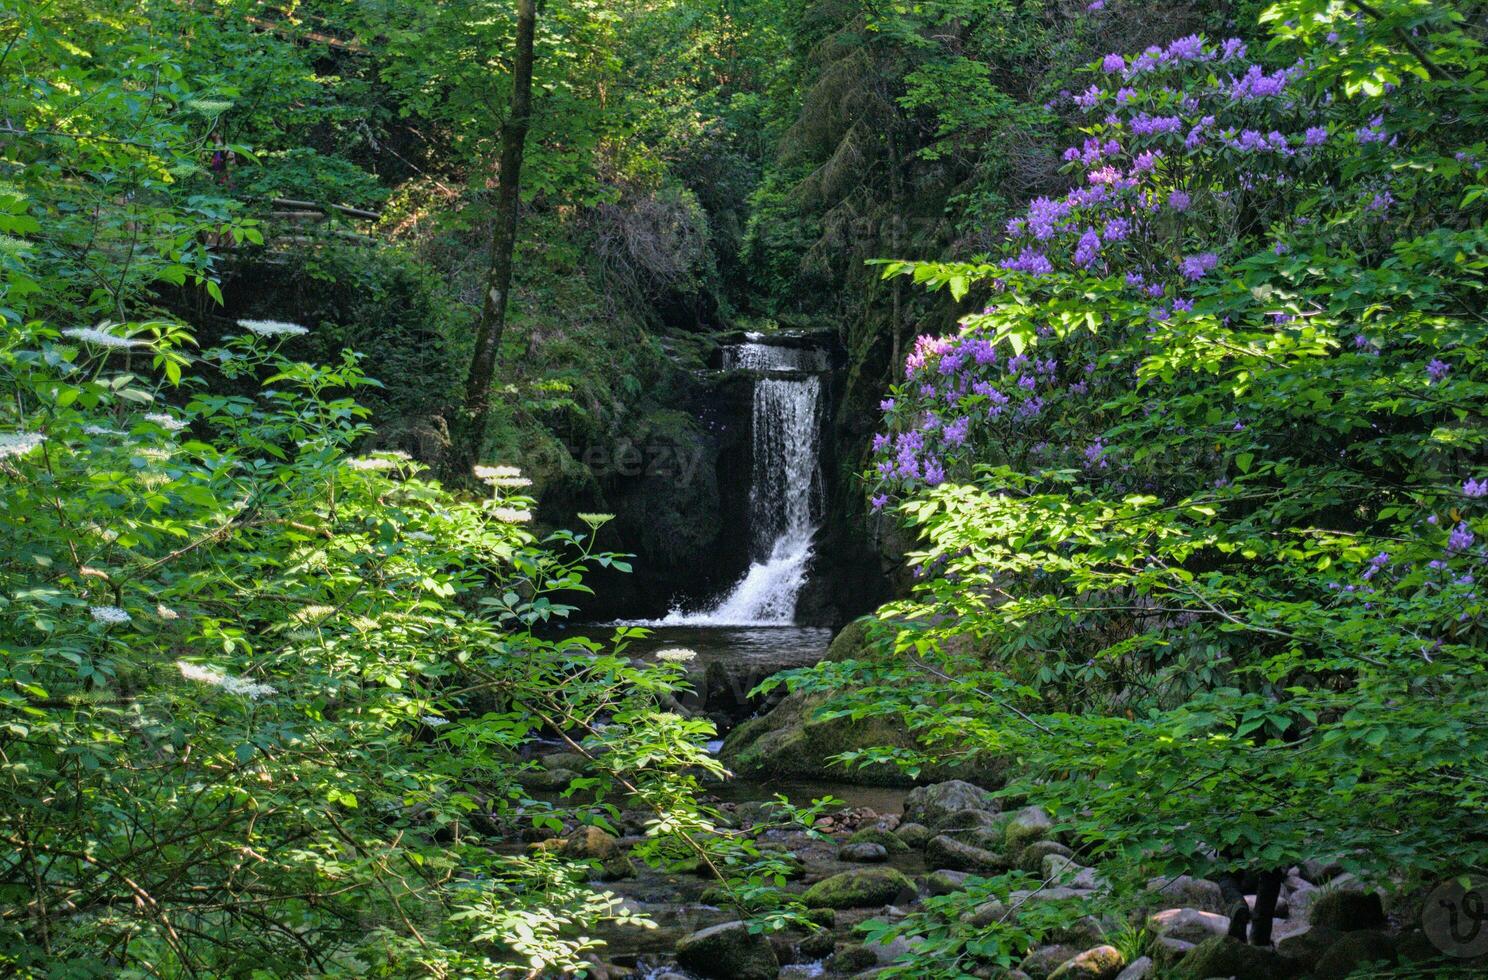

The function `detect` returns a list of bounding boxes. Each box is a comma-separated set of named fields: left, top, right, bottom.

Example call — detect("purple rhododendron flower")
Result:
left=1448, top=521, right=1476, bottom=552
left=1179, top=252, right=1220, bottom=280
left=871, top=493, right=889, bottom=511
left=1427, top=359, right=1450, bottom=383
left=1465, top=478, right=1488, bottom=498
left=1101, top=53, right=1125, bottom=73
left=1168, top=189, right=1191, bottom=211
left=922, top=458, right=946, bottom=485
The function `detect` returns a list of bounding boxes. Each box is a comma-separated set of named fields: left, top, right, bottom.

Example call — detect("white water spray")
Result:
left=663, top=342, right=824, bottom=626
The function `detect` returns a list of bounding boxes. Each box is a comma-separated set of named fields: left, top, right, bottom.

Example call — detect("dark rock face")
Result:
left=1175, top=936, right=1295, bottom=979
left=1312, top=930, right=1396, bottom=979
left=1308, top=888, right=1387, bottom=932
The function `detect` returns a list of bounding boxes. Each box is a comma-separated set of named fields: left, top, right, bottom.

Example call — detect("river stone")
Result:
left=1147, top=908, right=1230, bottom=944
left=937, top=807, right=1006, bottom=832
left=1145, top=874, right=1225, bottom=914
left=1114, top=956, right=1153, bottom=979
left=1309, top=887, right=1386, bottom=931
left=675, top=921, right=778, bottom=980
left=561, top=826, right=620, bottom=860
left=1007, top=886, right=1093, bottom=906
left=903, top=780, right=997, bottom=827
left=895, top=822, right=933, bottom=848
left=1314, top=930, right=1396, bottom=978
left=1049, top=945, right=1126, bottom=980
left=839, top=842, right=890, bottom=863
left=1050, top=915, right=1108, bottom=948
left=801, top=868, right=915, bottom=909
left=849, top=827, right=910, bottom=854
left=1021, top=839, right=1074, bottom=872
left=925, top=834, right=1011, bottom=873
left=927, top=869, right=971, bottom=895
left=799, top=927, right=835, bottom=959
left=1277, top=924, right=1345, bottom=969
left=1004, top=805, right=1055, bottom=854
left=962, top=899, right=1008, bottom=927
left=1021, top=944, right=1082, bottom=980
left=515, top=766, right=578, bottom=790
left=1151, top=936, right=1195, bottom=969
left=831, top=944, right=880, bottom=972
left=1175, top=936, right=1293, bottom=979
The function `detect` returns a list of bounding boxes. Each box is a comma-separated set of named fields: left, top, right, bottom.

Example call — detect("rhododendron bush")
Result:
left=779, top=0, right=1488, bottom=967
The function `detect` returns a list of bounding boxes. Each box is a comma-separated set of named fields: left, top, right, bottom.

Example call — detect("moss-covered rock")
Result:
left=896, top=822, right=933, bottom=848
left=903, top=780, right=997, bottom=827
left=1004, top=805, right=1055, bottom=855
left=1313, top=930, right=1396, bottom=979
left=925, top=834, right=1013, bottom=873
left=849, top=827, right=910, bottom=854
left=800, top=868, right=915, bottom=909
left=1175, top=936, right=1294, bottom=979
left=675, top=920, right=779, bottom=980
left=1308, top=888, right=1386, bottom=931
left=1020, top=840, right=1074, bottom=873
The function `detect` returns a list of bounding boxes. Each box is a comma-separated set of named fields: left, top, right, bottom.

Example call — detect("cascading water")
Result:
left=662, top=341, right=825, bottom=626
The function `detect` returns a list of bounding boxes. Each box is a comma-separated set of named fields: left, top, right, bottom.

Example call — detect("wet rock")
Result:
left=848, top=828, right=910, bottom=854
left=1308, top=887, right=1386, bottom=931
left=1020, top=839, right=1074, bottom=873
left=1021, top=944, right=1082, bottom=980
left=1048, top=945, right=1125, bottom=980
left=926, top=834, right=1011, bottom=873
left=801, top=868, right=915, bottom=909
left=895, top=822, right=933, bottom=848
left=799, top=927, right=835, bottom=959
left=675, top=920, right=778, bottom=980
left=1006, top=886, right=1095, bottom=907
left=904, top=780, right=998, bottom=828
left=1114, top=956, right=1152, bottom=980
left=1144, top=874, right=1225, bottom=914
left=515, top=766, right=578, bottom=790
left=1175, top=936, right=1293, bottom=979
left=804, top=907, right=835, bottom=928
left=1276, top=924, right=1344, bottom=969
left=1004, top=806, right=1055, bottom=855
left=838, top=842, right=889, bottom=863
left=1146, top=908, right=1230, bottom=945
left=831, top=944, right=880, bottom=972
left=1151, top=936, right=1195, bottom=968
left=1049, top=915, right=1107, bottom=948
left=865, top=935, right=919, bottom=965
left=926, top=869, right=971, bottom=895
left=1313, top=930, right=1396, bottom=978
left=538, top=750, right=587, bottom=771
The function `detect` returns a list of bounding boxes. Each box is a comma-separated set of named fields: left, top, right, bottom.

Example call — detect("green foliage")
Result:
left=782, top=2, right=1488, bottom=973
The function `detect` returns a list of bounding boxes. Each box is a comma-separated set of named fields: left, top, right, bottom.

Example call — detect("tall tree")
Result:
left=452, top=0, right=539, bottom=475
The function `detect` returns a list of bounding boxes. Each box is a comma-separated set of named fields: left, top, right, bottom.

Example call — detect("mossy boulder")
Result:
left=675, top=921, right=778, bottom=980
left=801, top=868, right=916, bottom=909
left=925, top=834, right=1013, bottom=874
left=896, top=822, right=933, bottom=848
left=1313, top=930, right=1396, bottom=979
left=1004, top=805, right=1055, bottom=855
left=848, top=827, right=910, bottom=854
left=1021, top=840, right=1074, bottom=873
left=1175, top=936, right=1294, bottom=979
left=1309, top=888, right=1386, bottom=931
left=903, top=780, right=997, bottom=827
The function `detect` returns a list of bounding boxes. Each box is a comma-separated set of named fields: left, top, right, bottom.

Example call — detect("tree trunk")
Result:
left=450, top=0, right=538, bottom=477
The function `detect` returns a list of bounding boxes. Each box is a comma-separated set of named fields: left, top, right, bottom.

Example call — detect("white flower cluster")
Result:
left=493, top=507, right=532, bottom=524
left=655, top=647, right=697, bottom=664
left=406, top=530, right=436, bottom=542
left=62, top=326, right=147, bottom=349
left=237, top=318, right=309, bottom=337
left=83, top=424, right=123, bottom=436
left=347, top=451, right=411, bottom=472
left=420, top=715, right=450, bottom=728
left=90, top=605, right=132, bottom=625
left=177, top=661, right=277, bottom=699
left=0, top=432, right=45, bottom=460
left=474, top=464, right=532, bottom=488
left=144, top=412, right=189, bottom=432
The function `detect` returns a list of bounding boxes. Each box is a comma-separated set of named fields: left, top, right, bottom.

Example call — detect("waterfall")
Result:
left=664, top=342, right=824, bottom=626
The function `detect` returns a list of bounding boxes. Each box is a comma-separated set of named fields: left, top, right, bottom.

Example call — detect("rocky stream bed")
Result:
left=510, top=624, right=1464, bottom=980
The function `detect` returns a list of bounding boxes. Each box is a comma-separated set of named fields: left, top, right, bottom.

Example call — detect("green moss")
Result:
left=800, top=868, right=915, bottom=909
left=848, top=828, right=910, bottom=854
